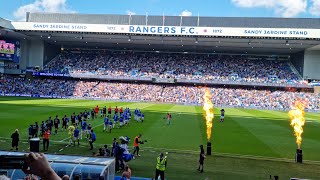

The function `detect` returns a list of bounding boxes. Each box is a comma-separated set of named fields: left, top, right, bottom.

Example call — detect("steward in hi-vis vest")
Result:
left=155, top=153, right=167, bottom=180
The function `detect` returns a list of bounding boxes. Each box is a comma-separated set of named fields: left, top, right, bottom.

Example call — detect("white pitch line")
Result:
left=59, top=137, right=69, bottom=142
left=93, top=123, right=104, bottom=129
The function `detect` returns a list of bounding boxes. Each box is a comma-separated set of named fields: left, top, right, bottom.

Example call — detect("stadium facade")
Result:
left=1, top=13, right=320, bottom=85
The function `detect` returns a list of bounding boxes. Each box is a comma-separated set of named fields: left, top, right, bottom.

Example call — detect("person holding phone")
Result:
left=23, top=152, right=61, bottom=180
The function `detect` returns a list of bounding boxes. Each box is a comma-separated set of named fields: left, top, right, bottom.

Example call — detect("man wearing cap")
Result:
left=155, top=153, right=167, bottom=180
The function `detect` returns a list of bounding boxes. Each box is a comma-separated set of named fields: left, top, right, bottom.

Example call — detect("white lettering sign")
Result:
left=10, top=22, right=320, bottom=38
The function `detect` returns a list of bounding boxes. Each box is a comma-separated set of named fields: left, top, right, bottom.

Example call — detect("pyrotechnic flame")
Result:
left=288, top=100, right=307, bottom=149
left=203, top=88, right=214, bottom=141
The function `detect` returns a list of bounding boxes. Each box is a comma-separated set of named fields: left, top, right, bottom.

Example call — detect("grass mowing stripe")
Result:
left=219, top=108, right=282, bottom=157
left=140, top=104, right=194, bottom=149
left=243, top=109, right=320, bottom=161
left=233, top=108, right=295, bottom=158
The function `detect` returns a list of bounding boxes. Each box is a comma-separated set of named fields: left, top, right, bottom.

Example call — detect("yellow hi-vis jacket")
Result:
left=156, top=157, right=167, bottom=171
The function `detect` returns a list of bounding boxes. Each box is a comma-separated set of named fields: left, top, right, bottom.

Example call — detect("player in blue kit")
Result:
left=134, top=108, right=138, bottom=120
left=74, top=127, right=80, bottom=146
left=108, top=120, right=113, bottom=133
left=103, top=117, right=109, bottom=132
left=113, top=113, right=118, bottom=128
left=141, top=113, right=145, bottom=123
left=124, top=112, right=129, bottom=125
left=119, top=116, right=124, bottom=127
left=81, top=120, right=87, bottom=140
left=87, top=124, right=92, bottom=139
left=137, top=111, right=141, bottom=122
left=127, top=108, right=131, bottom=119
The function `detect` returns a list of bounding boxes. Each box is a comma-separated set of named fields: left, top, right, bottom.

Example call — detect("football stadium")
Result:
left=0, top=12, right=320, bottom=180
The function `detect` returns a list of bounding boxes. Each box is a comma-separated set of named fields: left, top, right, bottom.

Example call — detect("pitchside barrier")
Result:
left=0, top=93, right=319, bottom=113
left=0, top=151, right=115, bottom=180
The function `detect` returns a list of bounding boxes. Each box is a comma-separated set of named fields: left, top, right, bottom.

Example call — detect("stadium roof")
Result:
left=0, top=18, right=27, bottom=39
left=27, top=12, right=320, bottom=29
left=0, top=18, right=13, bottom=29
left=2, top=12, right=320, bottom=55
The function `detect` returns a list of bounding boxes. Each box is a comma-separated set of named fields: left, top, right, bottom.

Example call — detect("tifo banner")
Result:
left=11, top=22, right=320, bottom=39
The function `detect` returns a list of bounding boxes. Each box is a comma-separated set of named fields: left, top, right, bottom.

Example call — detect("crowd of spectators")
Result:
left=0, top=76, right=319, bottom=111
left=0, top=76, right=75, bottom=96
left=42, top=51, right=300, bottom=84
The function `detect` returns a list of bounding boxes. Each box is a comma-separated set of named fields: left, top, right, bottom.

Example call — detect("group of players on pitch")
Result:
left=27, top=105, right=145, bottom=150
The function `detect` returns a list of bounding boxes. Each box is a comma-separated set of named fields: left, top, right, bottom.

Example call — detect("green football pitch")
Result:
left=0, top=97, right=320, bottom=179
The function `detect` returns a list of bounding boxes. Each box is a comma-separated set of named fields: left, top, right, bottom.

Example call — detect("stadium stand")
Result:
left=41, top=51, right=300, bottom=85
left=1, top=75, right=319, bottom=111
